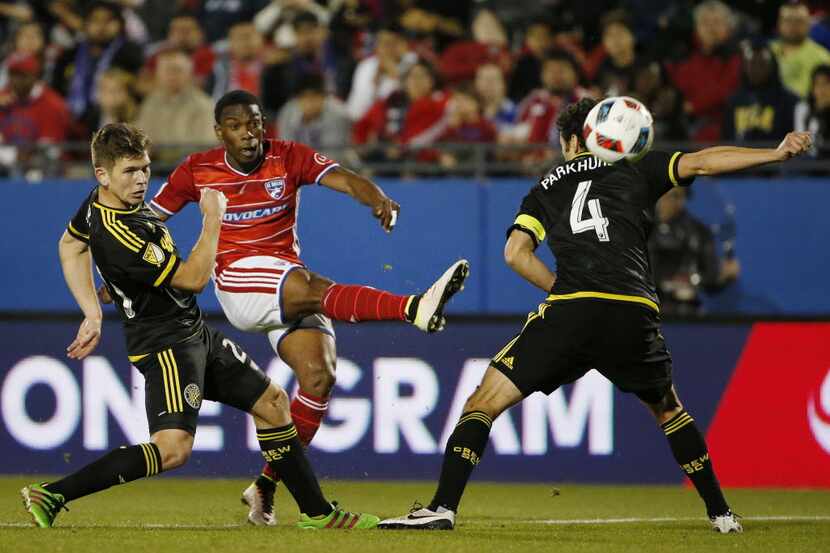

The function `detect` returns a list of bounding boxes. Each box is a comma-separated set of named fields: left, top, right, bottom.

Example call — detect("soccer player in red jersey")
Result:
left=150, top=90, right=469, bottom=525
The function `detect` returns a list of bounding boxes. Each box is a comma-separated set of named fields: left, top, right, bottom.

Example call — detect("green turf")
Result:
left=2, top=476, right=829, bottom=552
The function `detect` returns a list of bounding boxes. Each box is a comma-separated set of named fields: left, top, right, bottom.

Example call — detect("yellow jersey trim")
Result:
left=92, top=201, right=141, bottom=214
left=128, top=353, right=150, bottom=362
left=572, top=152, right=593, bottom=160
left=514, top=214, right=546, bottom=243
left=153, top=254, right=178, bottom=287
left=67, top=222, right=89, bottom=240
left=97, top=207, right=143, bottom=252
left=668, top=151, right=683, bottom=186
left=547, top=291, right=659, bottom=312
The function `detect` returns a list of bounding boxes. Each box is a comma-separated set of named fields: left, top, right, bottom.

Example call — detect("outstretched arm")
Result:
left=58, top=231, right=102, bottom=359
left=504, top=230, right=557, bottom=293
left=319, top=166, right=400, bottom=232
left=677, top=132, right=812, bottom=179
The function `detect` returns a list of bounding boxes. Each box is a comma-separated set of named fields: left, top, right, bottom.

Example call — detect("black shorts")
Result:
left=132, top=325, right=271, bottom=435
left=492, top=299, right=672, bottom=403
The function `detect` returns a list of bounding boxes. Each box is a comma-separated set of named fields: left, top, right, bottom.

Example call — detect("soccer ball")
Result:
left=583, top=96, right=654, bottom=163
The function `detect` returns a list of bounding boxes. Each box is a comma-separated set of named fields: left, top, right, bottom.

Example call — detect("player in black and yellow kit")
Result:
left=20, top=124, right=379, bottom=530
left=379, top=99, right=814, bottom=533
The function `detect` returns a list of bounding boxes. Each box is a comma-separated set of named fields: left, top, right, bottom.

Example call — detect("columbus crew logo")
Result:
left=184, top=383, right=202, bottom=410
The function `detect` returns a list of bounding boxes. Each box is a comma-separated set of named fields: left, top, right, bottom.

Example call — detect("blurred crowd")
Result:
left=0, top=0, right=829, bottom=175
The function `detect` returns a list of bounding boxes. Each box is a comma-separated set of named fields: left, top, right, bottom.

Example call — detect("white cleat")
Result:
left=241, top=480, right=277, bottom=527
left=710, top=511, right=743, bottom=534
left=412, top=260, right=470, bottom=333
left=378, top=505, right=455, bottom=530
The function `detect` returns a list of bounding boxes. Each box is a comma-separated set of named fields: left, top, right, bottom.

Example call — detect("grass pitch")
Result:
left=2, top=476, right=829, bottom=553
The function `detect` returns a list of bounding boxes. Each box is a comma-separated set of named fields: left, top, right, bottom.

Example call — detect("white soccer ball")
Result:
left=583, top=96, right=654, bottom=163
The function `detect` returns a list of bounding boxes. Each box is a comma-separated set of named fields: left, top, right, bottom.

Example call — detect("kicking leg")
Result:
left=379, top=366, right=524, bottom=530
left=281, top=260, right=470, bottom=333
left=22, top=429, right=191, bottom=528
left=641, top=385, right=741, bottom=533
left=249, top=383, right=379, bottom=529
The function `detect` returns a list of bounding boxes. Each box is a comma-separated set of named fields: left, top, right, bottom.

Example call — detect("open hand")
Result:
left=67, top=317, right=102, bottom=360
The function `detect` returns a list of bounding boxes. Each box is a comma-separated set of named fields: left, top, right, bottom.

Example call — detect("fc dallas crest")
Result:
left=264, top=179, right=286, bottom=199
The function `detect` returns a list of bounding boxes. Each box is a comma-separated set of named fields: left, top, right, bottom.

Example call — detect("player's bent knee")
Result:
left=151, top=429, right=194, bottom=471
left=250, top=384, right=292, bottom=426
left=297, top=363, right=336, bottom=396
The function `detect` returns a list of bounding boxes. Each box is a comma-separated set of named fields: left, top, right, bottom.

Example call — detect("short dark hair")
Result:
left=296, top=73, right=326, bottom=96
left=214, top=90, right=263, bottom=124
left=556, top=97, right=597, bottom=149
left=91, top=123, right=150, bottom=170
left=293, top=10, right=320, bottom=29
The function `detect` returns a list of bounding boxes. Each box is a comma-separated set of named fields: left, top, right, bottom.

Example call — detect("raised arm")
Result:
left=170, top=189, right=227, bottom=293
left=319, top=166, right=401, bottom=232
left=59, top=231, right=102, bottom=359
left=677, top=132, right=812, bottom=179
left=504, top=230, right=557, bottom=293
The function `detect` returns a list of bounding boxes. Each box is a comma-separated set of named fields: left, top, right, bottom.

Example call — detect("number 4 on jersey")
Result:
left=570, top=180, right=610, bottom=242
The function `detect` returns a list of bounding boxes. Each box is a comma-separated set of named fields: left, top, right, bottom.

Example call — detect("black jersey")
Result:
left=509, top=150, right=694, bottom=311
left=67, top=189, right=203, bottom=356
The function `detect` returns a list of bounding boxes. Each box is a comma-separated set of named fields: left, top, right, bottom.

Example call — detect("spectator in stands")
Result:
left=516, top=50, right=586, bottom=146
left=397, top=3, right=468, bottom=55
left=353, top=60, right=449, bottom=161
left=346, top=22, right=414, bottom=121
left=254, top=0, right=330, bottom=48
left=723, top=43, right=798, bottom=143
left=475, top=62, right=517, bottom=136
left=0, top=22, right=47, bottom=89
left=207, top=22, right=265, bottom=102
left=649, top=187, right=740, bottom=316
left=0, top=53, right=71, bottom=144
left=198, top=0, right=269, bottom=44
left=0, top=3, right=33, bottom=47
left=87, top=68, right=138, bottom=132
left=666, top=0, right=741, bottom=141
left=594, top=10, right=638, bottom=96
left=509, top=21, right=552, bottom=102
left=437, top=83, right=497, bottom=170
left=136, top=49, right=215, bottom=167
left=328, top=0, right=375, bottom=98
left=262, top=11, right=332, bottom=116
left=795, top=64, right=830, bottom=158
left=142, top=13, right=215, bottom=92
left=630, top=61, right=689, bottom=140
left=277, top=74, right=350, bottom=157
left=771, top=1, right=830, bottom=98
left=52, top=2, right=143, bottom=123
left=439, top=9, right=511, bottom=86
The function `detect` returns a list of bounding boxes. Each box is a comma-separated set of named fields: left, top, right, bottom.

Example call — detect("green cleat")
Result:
left=297, top=506, right=380, bottom=530
left=21, top=483, right=66, bottom=528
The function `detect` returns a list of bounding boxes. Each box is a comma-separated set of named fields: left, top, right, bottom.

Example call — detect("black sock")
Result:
left=46, top=443, right=162, bottom=503
left=257, top=424, right=331, bottom=517
left=662, top=410, right=729, bottom=517
left=429, top=411, right=492, bottom=512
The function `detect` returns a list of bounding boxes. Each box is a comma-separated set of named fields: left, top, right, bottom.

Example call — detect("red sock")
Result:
left=261, top=391, right=330, bottom=481
left=321, top=284, right=410, bottom=322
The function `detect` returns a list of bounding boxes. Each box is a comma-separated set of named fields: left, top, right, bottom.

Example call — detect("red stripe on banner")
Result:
left=706, top=323, right=830, bottom=488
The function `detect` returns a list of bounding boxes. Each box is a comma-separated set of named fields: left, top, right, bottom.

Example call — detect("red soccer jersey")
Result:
left=151, top=139, right=339, bottom=272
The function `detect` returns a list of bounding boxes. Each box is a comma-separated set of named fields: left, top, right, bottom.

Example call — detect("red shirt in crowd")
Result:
left=0, top=82, right=71, bottom=143
left=516, top=88, right=587, bottom=144
left=667, top=48, right=742, bottom=141
left=151, top=139, right=339, bottom=272
left=353, top=90, right=451, bottom=147
left=439, top=41, right=511, bottom=85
